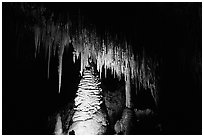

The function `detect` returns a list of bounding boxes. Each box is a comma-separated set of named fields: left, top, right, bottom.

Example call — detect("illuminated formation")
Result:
left=67, top=65, right=108, bottom=135
left=54, top=114, right=63, bottom=135
left=34, top=25, right=158, bottom=106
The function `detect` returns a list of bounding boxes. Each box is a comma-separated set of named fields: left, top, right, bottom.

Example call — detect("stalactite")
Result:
left=33, top=12, right=158, bottom=104
left=47, top=42, right=51, bottom=79
left=34, top=21, right=70, bottom=93
left=34, top=25, right=40, bottom=58
left=58, top=44, right=64, bottom=93
left=70, top=28, right=159, bottom=105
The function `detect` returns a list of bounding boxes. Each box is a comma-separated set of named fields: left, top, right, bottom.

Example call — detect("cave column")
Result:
left=125, top=64, right=131, bottom=108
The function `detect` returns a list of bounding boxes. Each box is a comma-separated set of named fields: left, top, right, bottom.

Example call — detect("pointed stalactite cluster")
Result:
left=33, top=14, right=158, bottom=105
left=34, top=22, right=70, bottom=93
left=72, top=28, right=158, bottom=105
left=68, top=67, right=108, bottom=135
left=72, top=29, right=133, bottom=81
left=134, top=53, right=158, bottom=106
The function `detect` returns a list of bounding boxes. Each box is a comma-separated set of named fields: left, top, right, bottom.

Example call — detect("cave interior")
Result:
left=3, top=2, right=202, bottom=135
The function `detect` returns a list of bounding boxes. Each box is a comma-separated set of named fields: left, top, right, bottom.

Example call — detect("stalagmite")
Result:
left=54, top=114, right=63, bottom=135
left=68, top=66, right=108, bottom=135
